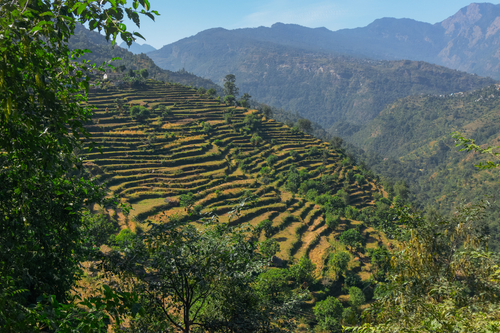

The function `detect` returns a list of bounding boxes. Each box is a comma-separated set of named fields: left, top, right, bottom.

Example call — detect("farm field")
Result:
left=85, top=80, right=388, bottom=281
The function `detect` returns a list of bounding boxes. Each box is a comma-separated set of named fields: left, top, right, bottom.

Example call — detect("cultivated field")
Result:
left=85, top=81, right=387, bottom=279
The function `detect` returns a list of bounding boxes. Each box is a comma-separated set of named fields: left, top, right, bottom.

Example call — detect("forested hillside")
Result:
left=149, top=33, right=495, bottom=129
left=337, top=84, right=500, bottom=249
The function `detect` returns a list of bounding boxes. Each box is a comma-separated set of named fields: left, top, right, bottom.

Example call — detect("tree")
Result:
left=328, top=250, right=350, bottom=281
left=330, top=136, right=344, bottom=149
left=108, top=220, right=278, bottom=332
left=223, top=74, right=239, bottom=97
left=224, top=94, right=236, bottom=105
left=260, top=104, right=273, bottom=118
left=0, top=0, right=158, bottom=329
left=139, top=68, right=149, bottom=79
left=348, top=286, right=365, bottom=309
left=257, top=219, right=274, bottom=238
left=180, top=192, right=196, bottom=213
left=206, top=88, right=217, bottom=97
left=266, top=154, right=278, bottom=168
left=326, top=214, right=341, bottom=230
left=297, top=118, right=313, bottom=134
left=240, top=92, right=251, bottom=108
left=289, top=256, right=316, bottom=285
left=339, top=229, right=365, bottom=252
left=260, top=238, right=280, bottom=259
left=350, top=204, right=500, bottom=333
left=314, top=296, right=344, bottom=332
left=255, top=269, right=290, bottom=301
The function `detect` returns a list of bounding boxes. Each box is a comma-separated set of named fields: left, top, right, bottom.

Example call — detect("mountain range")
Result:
left=145, top=3, right=499, bottom=130
left=149, top=2, right=500, bottom=80
left=119, top=41, right=157, bottom=54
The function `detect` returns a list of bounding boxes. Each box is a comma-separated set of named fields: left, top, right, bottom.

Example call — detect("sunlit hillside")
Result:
left=84, top=81, right=390, bottom=282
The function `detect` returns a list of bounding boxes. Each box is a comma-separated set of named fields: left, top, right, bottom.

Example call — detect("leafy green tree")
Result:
left=330, top=136, right=344, bottom=149
left=139, top=68, right=149, bottom=79
left=223, top=74, right=239, bottom=97
left=260, top=238, right=280, bottom=259
left=109, top=228, right=136, bottom=251
left=240, top=92, right=251, bottom=108
left=348, top=286, right=365, bottom=309
left=0, top=0, right=158, bottom=329
left=130, top=105, right=150, bottom=121
left=266, top=154, right=278, bottom=167
left=224, top=94, right=236, bottom=105
left=255, top=269, right=290, bottom=301
left=206, top=88, right=217, bottom=97
left=108, top=220, right=266, bottom=333
left=244, top=112, right=261, bottom=131
left=257, top=219, right=274, bottom=238
left=289, top=256, right=316, bottom=285
left=260, top=104, right=273, bottom=118
left=314, top=296, right=344, bottom=332
left=250, top=133, right=263, bottom=146
left=328, top=251, right=351, bottom=281
left=326, top=214, right=342, bottom=230
left=339, top=229, right=365, bottom=252
left=351, top=204, right=500, bottom=333
left=180, top=192, right=196, bottom=213
left=297, top=118, right=313, bottom=134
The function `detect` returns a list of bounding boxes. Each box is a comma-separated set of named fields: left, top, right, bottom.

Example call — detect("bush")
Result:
left=314, top=296, right=344, bottom=332
left=109, top=228, right=136, bottom=251
left=257, top=219, right=274, bottom=238
left=326, top=214, right=341, bottom=230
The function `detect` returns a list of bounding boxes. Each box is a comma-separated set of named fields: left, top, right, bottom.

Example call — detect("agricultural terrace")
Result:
left=84, top=80, right=388, bottom=283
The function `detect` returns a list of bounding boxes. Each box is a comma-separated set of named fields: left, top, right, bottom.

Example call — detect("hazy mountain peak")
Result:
left=119, top=41, right=156, bottom=54
left=441, top=3, right=500, bottom=35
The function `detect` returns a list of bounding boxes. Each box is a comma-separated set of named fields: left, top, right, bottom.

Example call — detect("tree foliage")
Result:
left=0, top=0, right=157, bottom=329
left=350, top=203, right=500, bottom=332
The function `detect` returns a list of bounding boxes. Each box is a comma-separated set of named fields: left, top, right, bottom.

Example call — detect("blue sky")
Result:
left=123, top=1, right=495, bottom=49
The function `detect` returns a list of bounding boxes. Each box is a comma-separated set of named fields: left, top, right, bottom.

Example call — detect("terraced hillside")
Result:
left=85, top=81, right=389, bottom=277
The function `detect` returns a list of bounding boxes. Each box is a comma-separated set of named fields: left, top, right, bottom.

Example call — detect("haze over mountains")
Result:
left=149, top=2, right=500, bottom=80
left=144, top=3, right=499, bottom=132
left=119, top=41, right=156, bottom=54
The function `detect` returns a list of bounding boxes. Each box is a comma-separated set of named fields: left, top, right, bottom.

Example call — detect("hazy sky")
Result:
left=122, top=1, right=495, bottom=49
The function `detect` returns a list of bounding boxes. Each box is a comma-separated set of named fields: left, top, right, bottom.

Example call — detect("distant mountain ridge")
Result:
left=149, top=2, right=500, bottom=80
left=118, top=41, right=156, bottom=54
left=147, top=24, right=495, bottom=130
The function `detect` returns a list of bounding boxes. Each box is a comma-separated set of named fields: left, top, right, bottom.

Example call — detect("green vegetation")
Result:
left=79, top=80, right=395, bottom=330
left=339, top=84, right=500, bottom=250
left=149, top=38, right=494, bottom=128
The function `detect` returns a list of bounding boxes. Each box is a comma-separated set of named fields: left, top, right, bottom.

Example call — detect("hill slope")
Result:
left=148, top=32, right=495, bottom=129
left=340, top=84, right=500, bottom=249
left=84, top=81, right=393, bottom=280
left=69, top=25, right=221, bottom=91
